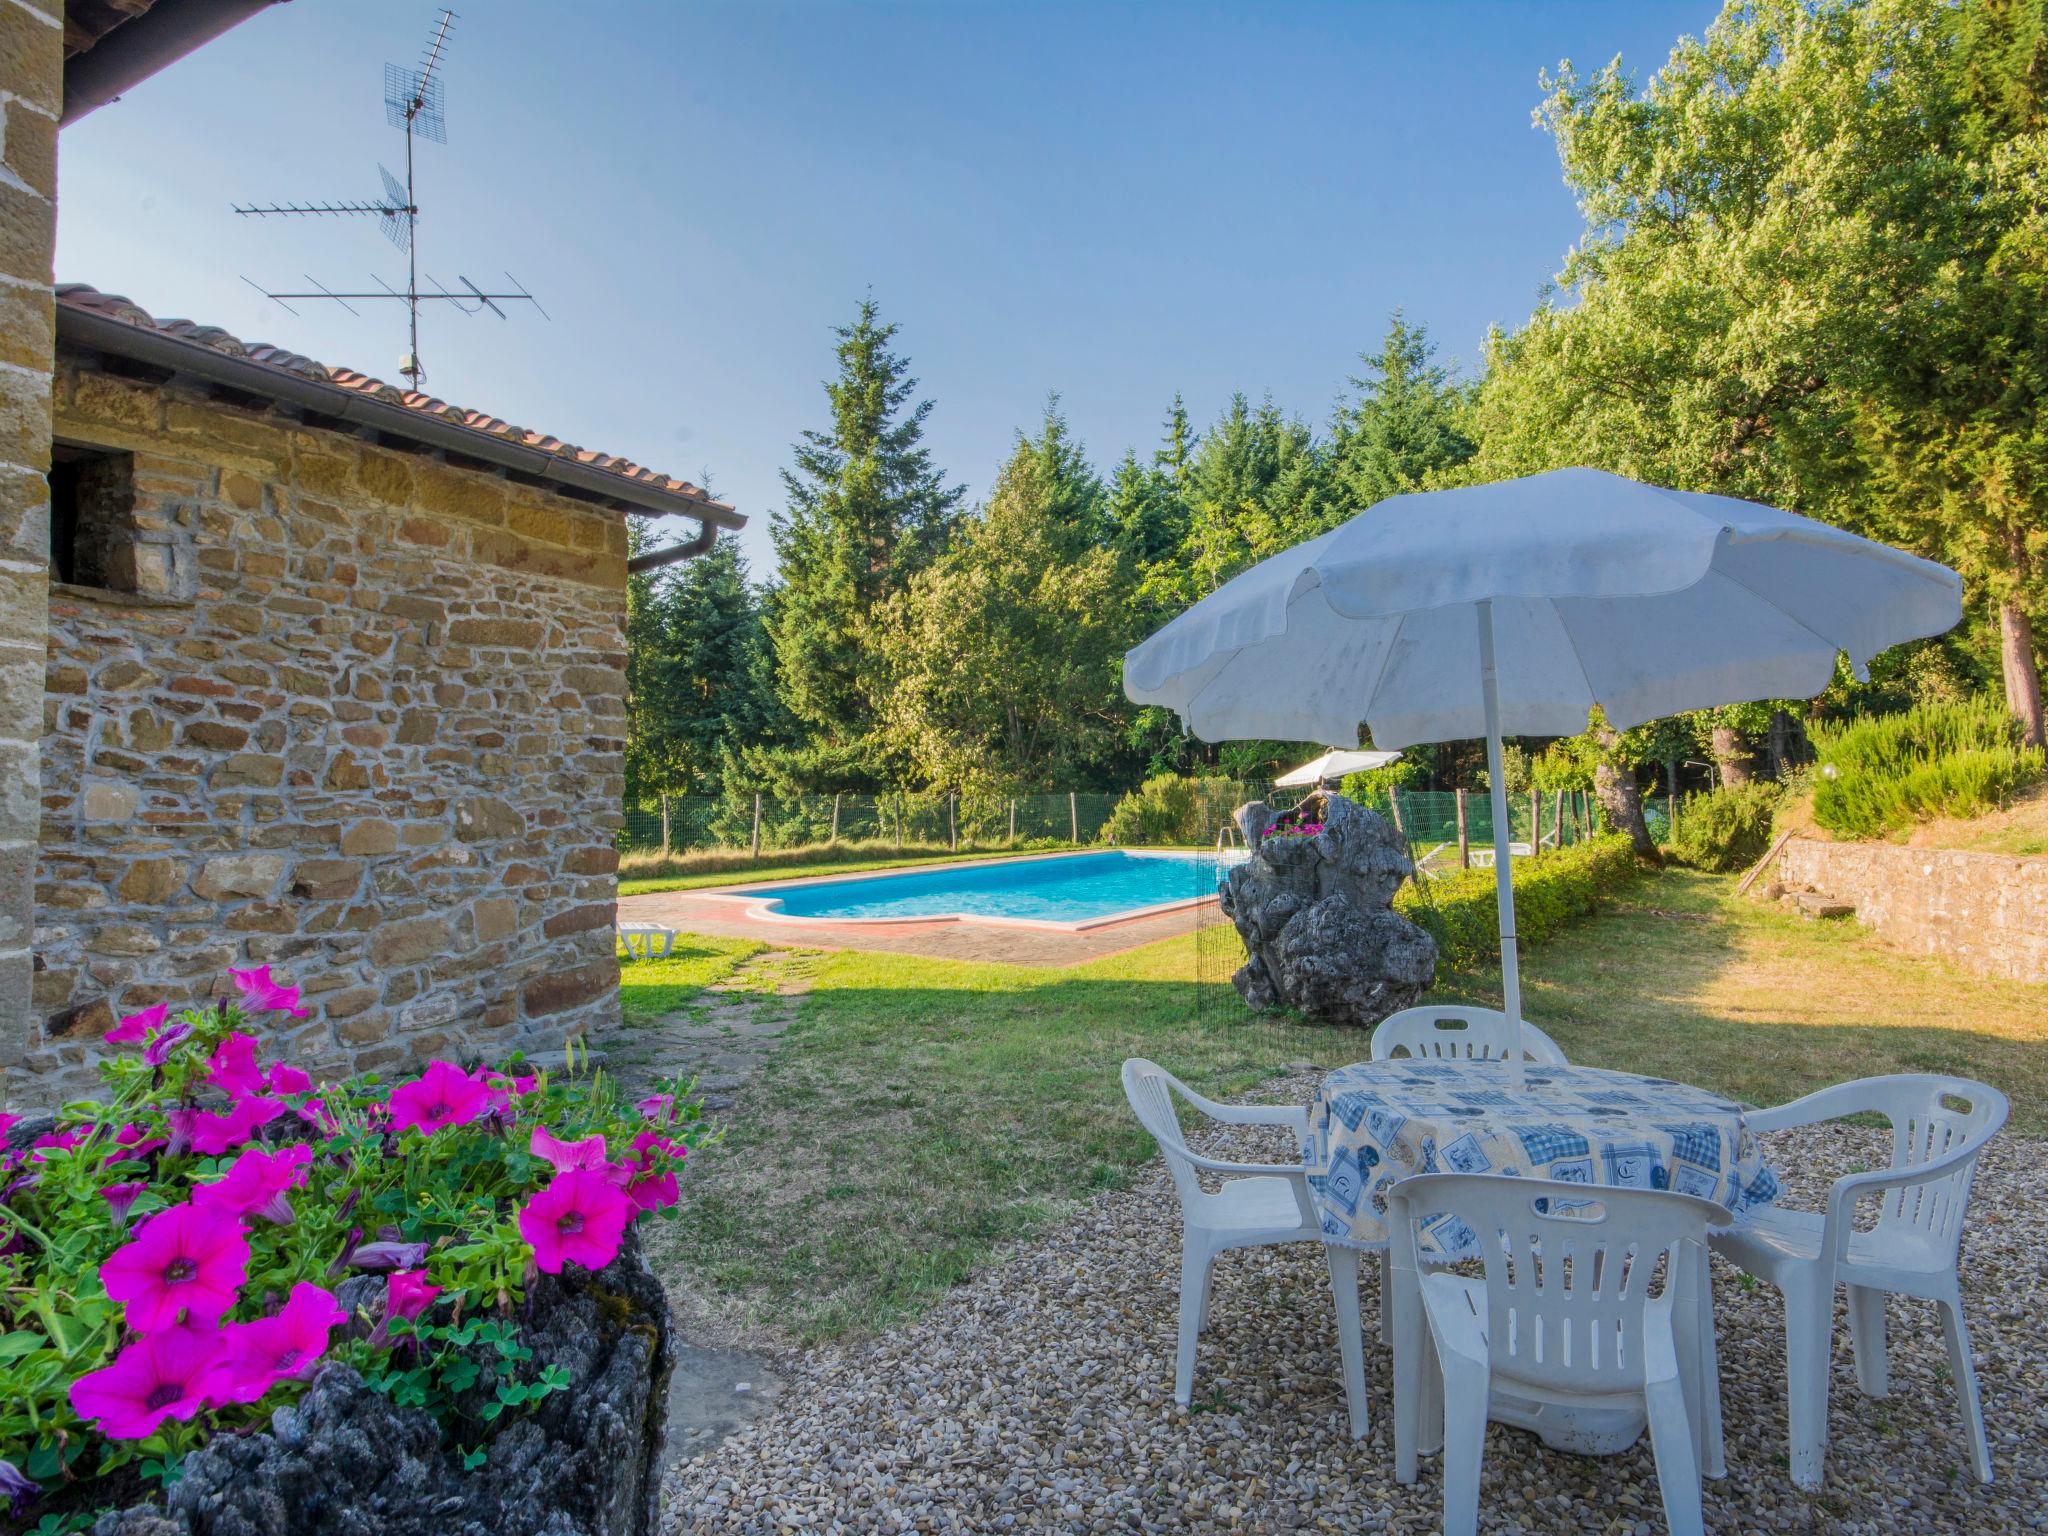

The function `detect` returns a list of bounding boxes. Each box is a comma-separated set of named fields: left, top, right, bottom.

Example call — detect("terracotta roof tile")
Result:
left=54, top=284, right=737, bottom=520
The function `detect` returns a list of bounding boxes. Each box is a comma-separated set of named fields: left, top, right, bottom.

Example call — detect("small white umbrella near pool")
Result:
left=1273, top=748, right=1403, bottom=788
left=1125, top=467, right=1961, bottom=1082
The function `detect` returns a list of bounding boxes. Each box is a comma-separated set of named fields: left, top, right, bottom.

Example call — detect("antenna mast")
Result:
left=235, top=8, right=545, bottom=389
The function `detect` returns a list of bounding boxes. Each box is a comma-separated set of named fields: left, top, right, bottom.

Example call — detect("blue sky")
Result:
left=57, top=1, right=1715, bottom=573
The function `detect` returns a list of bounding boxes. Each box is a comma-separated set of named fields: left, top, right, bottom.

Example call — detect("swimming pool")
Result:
left=741, top=851, right=1243, bottom=930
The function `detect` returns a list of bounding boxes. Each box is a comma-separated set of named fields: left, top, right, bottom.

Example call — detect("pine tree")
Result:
left=1330, top=312, right=1475, bottom=511
left=1182, top=393, right=1326, bottom=591
left=656, top=538, right=777, bottom=794
left=1155, top=392, right=1197, bottom=493
left=764, top=298, right=964, bottom=781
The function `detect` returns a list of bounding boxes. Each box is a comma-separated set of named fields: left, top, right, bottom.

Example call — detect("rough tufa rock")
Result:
left=94, top=1230, right=675, bottom=1536
left=1219, top=791, right=1436, bottom=1027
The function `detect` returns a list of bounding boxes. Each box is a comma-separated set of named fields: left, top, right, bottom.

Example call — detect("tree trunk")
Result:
left=1767, top=708, right=1791, bottom=779
left=2002, top=600, right=2045, bottom=749
left=1710, top=724, right=1754, bottom=787
left=1592, top=723, right=1661, bottom=862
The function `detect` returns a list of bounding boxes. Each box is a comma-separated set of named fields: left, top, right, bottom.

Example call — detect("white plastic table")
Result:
left=1305, top=1059, right=1781, bottom=1462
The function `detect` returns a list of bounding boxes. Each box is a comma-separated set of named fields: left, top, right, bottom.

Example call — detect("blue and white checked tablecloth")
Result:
left=1304, top=1061, right=1782, bottom=1261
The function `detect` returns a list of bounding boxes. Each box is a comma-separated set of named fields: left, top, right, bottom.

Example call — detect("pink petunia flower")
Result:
left=264, top=1062, right=312, bottom=1095
left=102, top=1181, right=148, bottom=1232
left=142, top=1020, right=193, bottom=1067
left=388, top=1061, right=491, bottom=1136
left=193, top=1143, right=312, bottom=1225
left=518, top=1168, right=631, bottom=1274
left=291, top=1095, right=336, bottom=1133
left=0, top=1112, right=17, bottom=1143
left=104, top=1001, right=169, bottom=1046
left=618, top=1129, right=686, bottom=1213
left=228, top=965, right=309, bottom=1018
left=99, top=1202, right=249, bottom=1331
left=215, top=1282, right=347, bottom=1405
left=529, top=1124, right=609, bottom=1173
left=167, top=1095, right=286, bottom=1158
left=104, top=1121, right=166, bottom=1169
left=385, top=1268, right=443, bottom=1323
left=29, top=1128, right=84, bottom=1161
left=635, top=1093, right=676, bottom=1124
left=206, top=1032, right=266, bottom=1097
left=70, top=1326, right=226, bottom=1439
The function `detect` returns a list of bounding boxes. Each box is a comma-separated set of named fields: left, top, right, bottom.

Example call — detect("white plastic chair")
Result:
left=1121, top=1059, right=1361, bottom=1416
left=617, top=922, right=677, bottom=960
left=1371, top=1005, right=1569, bottom=1066
left=1709, top=1074, right=2008, bottom=1489
left=1388, top=1173, right=1726, bottom=1536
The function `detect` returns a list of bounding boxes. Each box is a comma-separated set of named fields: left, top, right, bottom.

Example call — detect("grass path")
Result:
left=621, top=865, right=2045, bottom=1345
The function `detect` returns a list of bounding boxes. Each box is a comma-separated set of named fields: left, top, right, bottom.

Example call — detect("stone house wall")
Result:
left=0, top=0, right=61, bottom=1075
left=23, top=351, right=633, bottom=1097
left=1775, top=835, right=2048, bottom=984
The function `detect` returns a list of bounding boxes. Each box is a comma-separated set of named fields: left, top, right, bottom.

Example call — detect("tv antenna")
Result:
left=234, top=9, right=545, bottom=390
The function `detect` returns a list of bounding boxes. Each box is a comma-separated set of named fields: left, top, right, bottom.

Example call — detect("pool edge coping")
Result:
left=683, top=848, right=1232, bottom=934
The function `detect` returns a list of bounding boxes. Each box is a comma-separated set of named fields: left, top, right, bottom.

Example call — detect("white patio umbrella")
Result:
left=1125, top=467, right=1961, bottom=1082
left=1273, top=748, right=1403, bottom=788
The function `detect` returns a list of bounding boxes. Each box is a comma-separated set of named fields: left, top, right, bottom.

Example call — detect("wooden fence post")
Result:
left=1069, top=791, right=1079, bottom=845
left=1668, top=789, right=1678, bottom=843
left=1008, top=798, right=1016, bottom=846
left=830, top=791, right=841, bottom=845
left=1553, top=789, right=1566, bottom=848
left=893, top=798, right=902, bottom=851
left=750, top=793, right=762, bottom=861
left=1455, top=787, right=1470, bottom=868
left=1530, top=786, right=1541, bottom=856
left=659, top=791, right=671, bottom=856
left=948, top=793, right=958, bottom=852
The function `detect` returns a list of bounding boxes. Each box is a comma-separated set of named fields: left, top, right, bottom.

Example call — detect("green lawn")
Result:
left=623, top=866, right=2047, bottom=1344
left=614, top=936, right=764, bottom=1025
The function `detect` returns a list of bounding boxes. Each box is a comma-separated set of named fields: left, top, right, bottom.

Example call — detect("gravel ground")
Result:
left=663, top=1069, right=2047, bottom=1534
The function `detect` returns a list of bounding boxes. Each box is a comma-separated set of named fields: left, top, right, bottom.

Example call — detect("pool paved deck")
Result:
left=614, top=884, right=1230, bottom=968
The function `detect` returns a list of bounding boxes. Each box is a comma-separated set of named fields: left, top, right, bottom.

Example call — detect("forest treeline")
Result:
left=624, top=0, right=2047, bottom=807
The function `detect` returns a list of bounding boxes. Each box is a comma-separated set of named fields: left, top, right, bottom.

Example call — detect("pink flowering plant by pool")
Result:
left=1263, top=820, right=1327, bottom=841
left=0, top=968, right=705, bottom=1524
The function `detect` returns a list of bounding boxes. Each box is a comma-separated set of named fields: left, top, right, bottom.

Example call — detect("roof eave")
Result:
left=63, top=0, right=291, bottom=128
left=55, top=303, right=745, bottom=528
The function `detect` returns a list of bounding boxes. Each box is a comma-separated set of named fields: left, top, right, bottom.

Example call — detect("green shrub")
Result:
left=1809, top=698, right=2045, bottom=839
left=1101, top=773, right=1249, bottom=846
left=1339, top=755, right=1428, bottom=806
left=1395, top=833, right=1645, bottom=970
left=1670, top=781, right=1783, bottom=872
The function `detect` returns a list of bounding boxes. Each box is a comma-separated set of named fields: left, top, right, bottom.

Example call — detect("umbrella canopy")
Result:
left=1126, top=467, right=1961, bottom=1081
left=1273, top=748, right=1403, bottom=788
left=1125, top=468, right=1960, bottom=750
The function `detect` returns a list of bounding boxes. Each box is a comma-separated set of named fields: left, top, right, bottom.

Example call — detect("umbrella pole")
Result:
left=1475, top=600, right=1525, bottom=1088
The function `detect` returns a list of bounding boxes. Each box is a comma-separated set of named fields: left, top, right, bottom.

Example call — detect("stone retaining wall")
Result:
left=21, top=353, right=632, bottom=1096
left=1774, top=835, right=2048, bottom=984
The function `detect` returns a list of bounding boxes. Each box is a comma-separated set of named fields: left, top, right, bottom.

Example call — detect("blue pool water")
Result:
left=754, top=851, right=1242, bottom=925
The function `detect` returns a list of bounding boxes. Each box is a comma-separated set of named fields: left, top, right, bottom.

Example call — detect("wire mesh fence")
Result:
left=617, top=791, right=1126, bottom=859
left=615, top=782, right=1671, bottom=864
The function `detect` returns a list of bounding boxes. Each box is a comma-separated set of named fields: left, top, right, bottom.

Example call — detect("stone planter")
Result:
left=1220, top=791, right=1436, bottom=1027
left=92, top=1230, right=676, bottom=1536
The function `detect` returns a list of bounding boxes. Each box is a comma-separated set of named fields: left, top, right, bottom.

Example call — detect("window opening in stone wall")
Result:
left=48, top=443, right=142, bottom=592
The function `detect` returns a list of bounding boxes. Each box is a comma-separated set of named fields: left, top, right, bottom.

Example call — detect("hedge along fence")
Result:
left=1393, top=833, right=1648, bottom=971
